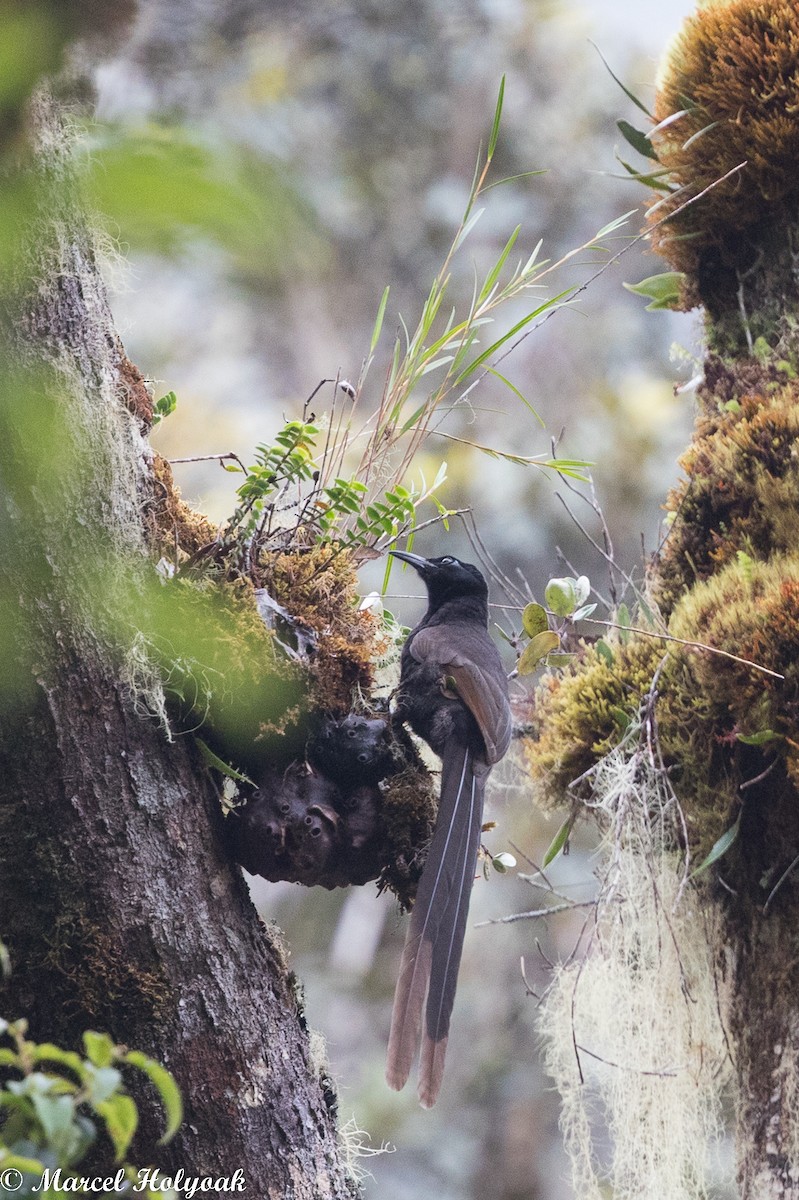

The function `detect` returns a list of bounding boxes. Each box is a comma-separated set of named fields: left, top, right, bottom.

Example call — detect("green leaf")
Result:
left=573, top=575, right=590, bottom=607
left=492, top=852, right=517, bottom=873
left=521, top=602, right=548, bottom=639
left=617, top=603, right=631, bottom=644
left=195, top=738, right=254, bottom=785
left=623, top=271, right=685, bottom=311
left=30, top=1093, right=76, bottom=1159
left=82, top=1031, right=115, bottom=1069
left=487, top=74, right=505, bottom=161
left=542, top=457, right=592, bottom=482
left=0, top=1150, right=46, bottom=1174
left=545, top=577, right=577, bottom=617
left=370, top=286, right=390, bottom=354
left=617, top=119, right=659, bottom=160
left=95, top=1094, right=138, bottom=1162
left=737, top=729, right=783, bottom=747
left=32, top=1044, right=85, bottom=1079
left=572, top=603, right=597, bottom=621
left=547, top=652, right=575, bottom=667
left=152, top=390, right=177, bottom=426
left=517, top=630, right=560, bottom=674
left=691, top=814, right=741, bottom=879
left=610, top=705, right=631, bottom=732
left=543, top=814, right=575, bottom=867
left=123, top=1052, right=183, bottom=1144
left=84, top=1065, right=123, bottom=1105
left=596, top=639, right=614, bottom=666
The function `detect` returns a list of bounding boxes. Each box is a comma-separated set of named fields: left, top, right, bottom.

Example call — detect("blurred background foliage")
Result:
left=2, top=0, right=728, bottom=1196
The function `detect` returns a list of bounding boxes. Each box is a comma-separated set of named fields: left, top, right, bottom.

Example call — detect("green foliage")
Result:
left=224, top=418, right=446, bottom=557
left=151, top=391, right=177, bottom=427
left=516, top=576, right=597, bottom=675
left=0, top=1020, right=181, bottom=1197
left=542, top=813, right=575, bottom=867
left=623, top=271, right=686, bottom=311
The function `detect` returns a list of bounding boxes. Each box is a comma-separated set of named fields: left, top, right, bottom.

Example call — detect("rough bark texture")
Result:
left=724, top=769, right=799, bottom=1200
left=0, top=89, right=358, bottom=1198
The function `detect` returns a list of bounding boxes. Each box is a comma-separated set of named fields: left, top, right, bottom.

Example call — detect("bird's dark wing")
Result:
left=409, top=622, right=512, bottom=764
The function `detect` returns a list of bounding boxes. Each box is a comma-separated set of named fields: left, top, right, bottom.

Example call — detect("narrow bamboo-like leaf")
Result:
left=486, top=368, right=544, bottom=426
left=487, top=74, right=505, bottom=161
left=482, top=169, right=548, bottom=194
left=541, top=458, right=592, bottom=481
left=478, top=225, right=521, bottom=303
left=370, top=286, right=390, bottom=354
left=419, top=354, right=454, bottom=377
left=691, top=815, right=741, bottom=879
left=453, top=206, right=485, bottom=252
left=517, top=630, right=560, bottom=674
left=543, top=813, right=575, bottom=867
left=617, top=119, right=659, bottom=160
left=590, top=40, right=652, bottom=116
left=455, top=290, right=573, bottom=383
left=593, top=208, right=638, bottom=240
left=522, top=602, right=548, bottom=638
left=614, top=158, right=675, bottom=191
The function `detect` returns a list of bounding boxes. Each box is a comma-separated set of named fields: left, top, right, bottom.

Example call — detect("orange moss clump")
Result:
left=650, top=0, right=799, bottom=279
left=261, top=544, right=389, bottom=714
left=149, top=454, right=218, bottom=560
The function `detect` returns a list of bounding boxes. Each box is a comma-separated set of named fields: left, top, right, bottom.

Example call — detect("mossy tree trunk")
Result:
left=647, top=4, right=799, bottom=1193
left=0, top=87, right=358, bottom=1200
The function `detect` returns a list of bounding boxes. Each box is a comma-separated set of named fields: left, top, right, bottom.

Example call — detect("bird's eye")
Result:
left=440, top=555, right=455, bottom=565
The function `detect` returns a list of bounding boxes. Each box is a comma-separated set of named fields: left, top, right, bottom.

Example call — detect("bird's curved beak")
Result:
left=389, top=549, right=430, bottom=575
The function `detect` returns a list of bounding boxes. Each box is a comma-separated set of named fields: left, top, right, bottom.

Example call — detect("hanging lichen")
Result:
left=525, top=2, right=799, bottom=1193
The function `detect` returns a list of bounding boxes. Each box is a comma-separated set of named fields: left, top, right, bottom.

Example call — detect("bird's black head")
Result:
left=390, top=550, right=488, bottom=612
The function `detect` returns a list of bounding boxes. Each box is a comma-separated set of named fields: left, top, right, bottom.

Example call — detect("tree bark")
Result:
left=0, top=88, right=358, bottom=1198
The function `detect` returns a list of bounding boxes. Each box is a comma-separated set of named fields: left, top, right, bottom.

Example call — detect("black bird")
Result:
left=386, top=550, right=512, bottom=1107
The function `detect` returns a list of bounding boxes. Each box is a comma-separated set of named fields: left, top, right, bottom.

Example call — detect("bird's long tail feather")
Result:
left=385, top=743, right=485, bottom=1106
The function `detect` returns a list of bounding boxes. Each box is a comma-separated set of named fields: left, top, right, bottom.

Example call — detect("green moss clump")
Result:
left=669, top=553, right=799, bottom=746
left=655, top=378, right=799, bottom=615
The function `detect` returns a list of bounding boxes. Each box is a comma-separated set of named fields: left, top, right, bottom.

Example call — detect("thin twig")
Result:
left=575, top=1044, right=678, bottom=1078
left=474, top=900, right=597, bottom=927
left=169, top=452, right=248, bottom=473
left=582, top=616, right=784, bottom=680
